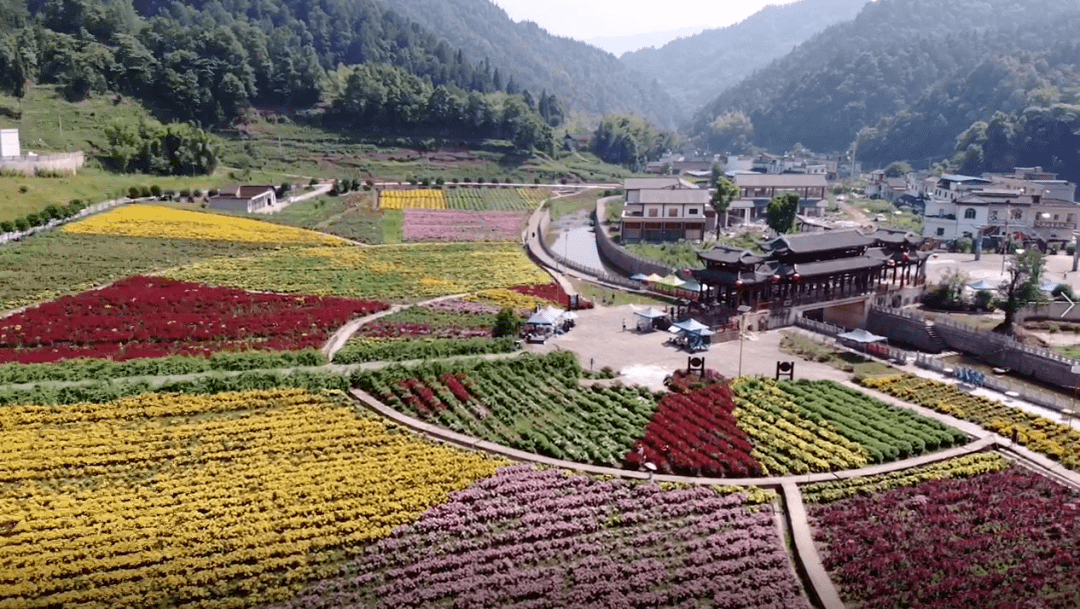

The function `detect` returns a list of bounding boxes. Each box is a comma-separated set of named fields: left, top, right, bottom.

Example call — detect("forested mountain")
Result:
left=376, top=0, right=679, bottom=128
left=620, top=0, right=868, bottom=117
left=689, top=0, right=1080, bottom=164
left=0, top=0, right=561, bottom=158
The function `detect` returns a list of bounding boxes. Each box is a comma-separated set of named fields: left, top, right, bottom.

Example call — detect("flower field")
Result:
left=809, top=456, right=1080, bottom=609
left=622, top=376, right=964, bottom=477
left=378, top=189, right=446, bottom=210
left=355, top=352, right=662, bottom=466
left=164, top=243, right=552, bottom=301
left=0, top=276, right=388, bottom=363
left=402, top=209, right=528, bottom=242
left=465, top=284, right=568, bottom=312
left=354, top=303, right=500, bottom=340
left=626, top=380, right=764, bottom=477
left=0, top=389, right=508, bottom=609
left=444, top=187, right=548, bottom=211
left=62, top=205, right=346, bottom=245
left=860, top=374, right=1080, bottom=470
left=272, top=467, right=811, bottom=609
left=333, top=336, right=520, bottom=364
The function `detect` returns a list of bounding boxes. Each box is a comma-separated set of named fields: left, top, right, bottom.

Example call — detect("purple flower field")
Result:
left=402, top=209, right=529, bottom=242
left=272, top=466, right=811, bottom=609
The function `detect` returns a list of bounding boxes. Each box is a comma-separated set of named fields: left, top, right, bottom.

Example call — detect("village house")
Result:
left=620, top=177, right=710, bottom=242
left=920, top=168, right=1079, bottom=249
left=208, top=185, right=278, bottom=213
left=726, top=173, right=829, bottom=225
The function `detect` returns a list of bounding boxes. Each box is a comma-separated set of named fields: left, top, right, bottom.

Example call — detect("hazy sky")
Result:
left=491, top=0, right=801, bottom=42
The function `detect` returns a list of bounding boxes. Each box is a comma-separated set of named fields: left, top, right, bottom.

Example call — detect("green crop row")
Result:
left=0, top=350, right=326, bottom=385
left=333, top=337, right=519, bottom=364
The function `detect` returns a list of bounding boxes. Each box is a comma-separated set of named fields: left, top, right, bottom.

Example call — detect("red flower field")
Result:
left=811, top=466, right=1080, bottom=609
left=626, top=379, right=763, bottom=477
left=0, top=276, right=388, bottom=363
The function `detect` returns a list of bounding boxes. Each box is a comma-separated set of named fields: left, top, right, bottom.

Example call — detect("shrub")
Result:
left=435, top=177, right=444, bottom=186
left=25, top=212, right=41, bottom=227
left=0, top=220, right=13, bottom=233
left=192, top=189, right=202, bottom=198
left=492, top=307, right=521, bottom=338
left=43, top=205, right=61, bottom=220
left=18, top=185, right=27, bottom=193
left=128, top=187, right=140, bottom=199
left=139, top=186, right=152, bottom=198
left=150, top=185, right=162, bottom=198
left=14, top=218, right=28, bottom=232
left=179, top=188, right=191, bottom=198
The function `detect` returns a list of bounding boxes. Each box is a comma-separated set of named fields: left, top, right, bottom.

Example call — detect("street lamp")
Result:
left=737, top=304, right=752, bottom=377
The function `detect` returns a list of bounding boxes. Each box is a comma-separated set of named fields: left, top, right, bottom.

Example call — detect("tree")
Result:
left=923, top=267, right=970, bottom=311
left=766, top=192, right=800, bottom=234
left=710, top=177, right=738, bottom=232
left=492, top=307, right=519, bottom=338
left=883, top=160, right=912, bottom=177
left=996, top=248, right=1048, bottom=335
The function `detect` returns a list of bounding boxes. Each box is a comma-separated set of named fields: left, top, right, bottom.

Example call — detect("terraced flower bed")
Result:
left=354, top=352, right=661, bottom=466
left=378, top=189, right=446, bottom=210
left=860, top=374, right=1080, bottom=471
left=808, top=454, right=1080, bottom=609
left=333, top=301, right=521, bottom=364
left=271, top=467, right=811, bottom=609
left=402, top=209, right=528, bottom=242
left=63, top=204, right=346, bottom=245
left=444, top=187, right=547, bottom=211
left=626, top=376, right=966, bottom=478
left=0, top=276, right=388, bottom=363
left=165, top=243, right=552, bottom=302
left=0, top=389, right=507, bottom=609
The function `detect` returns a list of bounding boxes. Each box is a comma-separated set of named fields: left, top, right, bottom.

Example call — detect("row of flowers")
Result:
left=402, top=209, right=529, bottom=242
left=0, top=389, right=507, bottom=609
left=62, top=205, right=345, bottom=246
left=379, top=189, right=447, bottom=210
left=810, top=460, right=1080, bottom=609
left=445, top=188, right=546, bottom=211
left=165, top=243, right=554, bottom=302
left=355, top=352, right=659, bottom=467
left=860, top=374, right=1080, bottom=471
left=0, top=277, right=388, bottom=364
left=270, top=466, right=810, bottom=609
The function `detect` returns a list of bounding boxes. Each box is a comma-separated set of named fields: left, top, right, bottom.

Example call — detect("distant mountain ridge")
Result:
left=689, top=0, right=1080, bottom=162
left=376, top=0, right=680, bottom=127
left=620, top=0, right=869, bottom=117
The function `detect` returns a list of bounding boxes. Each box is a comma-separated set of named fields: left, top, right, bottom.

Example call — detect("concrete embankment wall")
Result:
left=593, top=197, right=674, bottom=277
left=0, top=152, right=84, bottom=175
left=868, top=306, right=1080, bottom=389
left=866, top=307, right=942, bottom=353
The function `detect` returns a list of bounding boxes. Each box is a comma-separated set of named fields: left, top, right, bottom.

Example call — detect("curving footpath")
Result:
left=320, top=293, right=470, bottom=362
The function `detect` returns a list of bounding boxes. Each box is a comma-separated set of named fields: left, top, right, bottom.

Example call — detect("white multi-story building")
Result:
left=620, top=178, right=710, bottom=242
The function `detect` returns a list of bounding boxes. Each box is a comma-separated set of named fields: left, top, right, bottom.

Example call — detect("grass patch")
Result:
left=779, top=331, right=897, bottom=378
left=548, top=193, right=595, bottom=221
left=569, top=279, right=670, bottom=307
left=605, top=199, right=624, bottom=224
left=624, top=241, right=705, bottom=269
left=381, top=210, right=403, bottom=244
left=0, top=231, right=278, bottom=313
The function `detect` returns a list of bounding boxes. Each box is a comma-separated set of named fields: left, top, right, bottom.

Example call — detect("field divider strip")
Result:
left=781, top=481, right=846, bottom=609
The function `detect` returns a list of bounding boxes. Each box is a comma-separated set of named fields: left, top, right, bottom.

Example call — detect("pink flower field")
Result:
left=402, top=209, right=529, bottom=242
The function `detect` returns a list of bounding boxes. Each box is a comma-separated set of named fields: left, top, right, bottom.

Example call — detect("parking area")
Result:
left=525, top=304, right=849, bottom=390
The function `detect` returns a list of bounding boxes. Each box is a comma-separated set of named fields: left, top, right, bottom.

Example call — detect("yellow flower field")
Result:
left=165, top=242, right=552, bottom=301
left=63, top=205, right=347, bottom=246
left=378, top=189, right=446, bottom=210
left=0, top=389, right=506, bottom=609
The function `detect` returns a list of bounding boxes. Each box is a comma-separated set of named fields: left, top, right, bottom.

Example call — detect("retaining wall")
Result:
left=0, top=152, right=84, bottom=175
left=866, top=307, right=942, bottom=353
left=869, top=306, right=1080, bottom=389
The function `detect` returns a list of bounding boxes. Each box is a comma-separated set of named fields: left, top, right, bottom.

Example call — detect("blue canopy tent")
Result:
left=967, top=280, right=998, bottom=291
left=670, top=318, right=714, bottom=351
left=633, top=307, right=667, bottom=332
left=630, top=273, right=648, bottom=282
